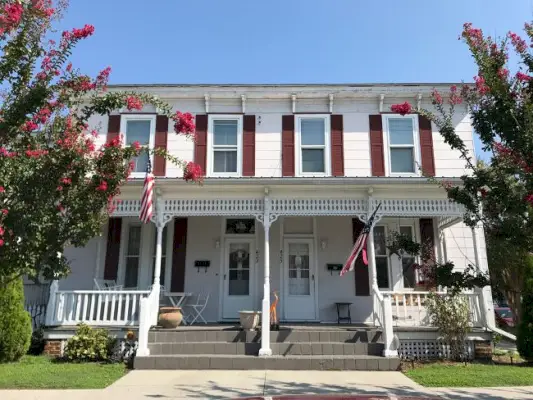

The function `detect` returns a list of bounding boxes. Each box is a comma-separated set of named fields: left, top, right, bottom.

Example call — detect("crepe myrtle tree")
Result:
left=0, top=0, right=203, bottom=286
left=390, top=22, right=533, bottom=332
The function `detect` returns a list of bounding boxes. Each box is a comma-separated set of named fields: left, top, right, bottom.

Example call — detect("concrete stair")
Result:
left=134, top=328, right=400, bottom=371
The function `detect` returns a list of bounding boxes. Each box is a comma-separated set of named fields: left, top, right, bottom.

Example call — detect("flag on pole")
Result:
left=139, top=158, right=154, bottom=224
left=340, top=202, right=382, bottom=276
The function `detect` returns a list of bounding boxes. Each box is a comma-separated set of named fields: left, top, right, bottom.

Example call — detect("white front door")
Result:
left=283, top=238, right=317, bottom=320
left=222, top=239, right=255, bottom=319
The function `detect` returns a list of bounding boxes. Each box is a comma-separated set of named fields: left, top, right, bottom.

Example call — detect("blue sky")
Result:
left=57, top=0, right=533, bottom=160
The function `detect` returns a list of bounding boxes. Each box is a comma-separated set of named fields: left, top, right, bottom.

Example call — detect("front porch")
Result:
left=34, top=181, right=495, bottom=362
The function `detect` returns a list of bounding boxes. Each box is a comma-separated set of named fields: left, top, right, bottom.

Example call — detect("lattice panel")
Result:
left=372, top=199, right=464, bottom=217
left=271, top=198, right=367, bottom=215
left=399, top=340, right=474, bottom=360
left=113, top=200, right=141, bottom=216
left=164, top=198, right=264, bottom=216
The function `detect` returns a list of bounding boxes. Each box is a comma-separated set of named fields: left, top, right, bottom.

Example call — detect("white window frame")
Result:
left=295, top=115, right=331, bottom=177
left=382, top=114, right=420, bottom=177
left=207, top=115, right=243, bottom=177
left=120, top=114, right=156, bottom=178
left=373, top=225, right=392, bottom=290
left=398, top=224, right=419, bottom=290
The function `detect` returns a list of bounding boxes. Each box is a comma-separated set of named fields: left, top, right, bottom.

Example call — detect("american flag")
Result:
left=139, top=159, right=154, bottom=224
left=340, top=202, right=382, bottom=276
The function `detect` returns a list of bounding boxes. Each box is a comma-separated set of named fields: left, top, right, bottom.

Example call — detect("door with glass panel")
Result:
left=283, top=239, right=316, bottom=321
left=222, top=239, right=255, bottom=319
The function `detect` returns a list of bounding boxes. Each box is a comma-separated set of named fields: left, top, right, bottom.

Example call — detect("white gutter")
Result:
left=126, top=176, right=464, bottom=187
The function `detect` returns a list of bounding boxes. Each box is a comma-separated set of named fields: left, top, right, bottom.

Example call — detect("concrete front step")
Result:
left=148, top=341, right=384, bottom=356
left=134, top=354, right=400, bottom=371
left=148, top=329, right=382, bottom=344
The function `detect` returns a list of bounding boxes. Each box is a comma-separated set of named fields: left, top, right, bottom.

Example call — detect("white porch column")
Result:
left=259, top=193, right=276, bottom=357
left=150, top=195, right=169, bottom=326
left=471, top=224, right=496, bottom=328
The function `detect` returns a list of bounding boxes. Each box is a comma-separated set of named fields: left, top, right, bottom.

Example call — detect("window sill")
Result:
left=207, top=173, right=243, bottom=178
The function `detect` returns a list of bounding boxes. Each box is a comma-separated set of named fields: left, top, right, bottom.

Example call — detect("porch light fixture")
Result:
left=320, top=239, right=328, bottom=250
left=214, top=239, right=220, bottom=249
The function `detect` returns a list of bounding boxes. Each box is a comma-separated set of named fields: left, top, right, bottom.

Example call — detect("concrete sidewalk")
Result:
left=1, top=370, right=533, bottom=399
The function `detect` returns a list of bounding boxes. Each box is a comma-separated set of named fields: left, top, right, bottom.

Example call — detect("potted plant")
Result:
left=239, top=310, right=261, bottom=331
left=158, top=306, right=183, bottom=328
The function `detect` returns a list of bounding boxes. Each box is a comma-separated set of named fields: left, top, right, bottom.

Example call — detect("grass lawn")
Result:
left=0, top=356, right=127, bottom=389
left=405, top=362, right=533, bottom=387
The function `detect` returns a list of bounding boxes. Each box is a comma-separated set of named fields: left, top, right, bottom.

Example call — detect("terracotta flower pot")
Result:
left=239, top=311, right=261, bottom=331
left=158, top=306, right=183, bottom=328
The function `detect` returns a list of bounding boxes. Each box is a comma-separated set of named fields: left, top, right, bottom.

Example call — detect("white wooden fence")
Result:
left=46, top=289, right=150, bottom=326
left=381, top=291, right=484, bottom=328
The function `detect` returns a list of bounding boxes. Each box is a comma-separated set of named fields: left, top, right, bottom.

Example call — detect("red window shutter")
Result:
left=194, top=114, right=208, bottom=174
left=369, top=115, right=385, bottom=176
left=352, top=218, right=370, bottom=296
left=419, top=115, right=435, bottom=176
left=282, top=115, right=295, bottom=177
left=171, top=218, right=188, bottom=292
left=419, top=218, right=437, bottom=289
left=153, top=115, right=168, bottom=176
left=330, top=115, right=344, bottom=176
left=243, top=115, right=256, bottom=176
left=103, top=218, right=122, bottom=281
left=107, top=115, right=121, bottom=144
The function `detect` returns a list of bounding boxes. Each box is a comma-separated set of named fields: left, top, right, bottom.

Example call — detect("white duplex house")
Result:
left=32, top=83, right=501, bottom=368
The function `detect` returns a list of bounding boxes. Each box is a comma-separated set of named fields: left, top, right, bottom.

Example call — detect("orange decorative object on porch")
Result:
left=270, top=291, right=279, bottom=330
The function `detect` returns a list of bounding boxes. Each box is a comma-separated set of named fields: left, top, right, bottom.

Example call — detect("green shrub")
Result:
left=28, top=327, right=45, bottom=356
left=0, top=278, right=32, bottom=362
left=517, top=290, right=533, bottom=361
left=64, top=324, right=116, bottom=362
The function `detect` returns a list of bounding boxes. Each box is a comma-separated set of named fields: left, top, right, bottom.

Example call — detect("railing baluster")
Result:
left=117, top=293, right=123, bottom=323
left=402, top=294, right=407, bottom=323
left=124, top=294, right=130, bottom=323
left=110, top=293, right=116, bottom=323
left=131, top=294, right=138, bottom=324
left=67, top=294, right=74, bottom=322
left=394, top=295, right=400, bottom=321
left=96, top=293, right=102, bottom=322
left=89, top=293, right=95, bottom=322
left=417, top=294, right=422, bottom=325
left=103, top=293, right=109, bottom=322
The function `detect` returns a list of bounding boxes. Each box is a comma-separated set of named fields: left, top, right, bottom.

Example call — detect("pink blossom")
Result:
left=22, top=120, right=39, bottom=132
left=1, top=209, right=8, bottom=216
left=516, top=72, right=531, bottom=82
left=183, top=162, right=203, bottom=182
left=474, top=75, right=490, bottom=95
left=0, top=226, right=4, bottom=236
left=61, top=177, right=72, bottom=185
left=0, top=239, right=4, bottom=247
left=96, top=181, right=108, bottom=191
left=526, top=194, right=533, bottom=206
left=431, top=89, right=443, bottom=105
left=95, top=66, right=112, bottom=87
left=0, top=186, right=4, bottom=193
left=131, top=141, right=141, bottom=152
left=497, top=68, right=509, bottom=79
left=508, top=31, right=527, bottom=54
left=126, top=96, right=143, bottom=111
left=0, top=3, right=24, bottom=31
left=449, top=85, right=463, bottom=105
left=56, top=186, right=63, bottom=191
left=390, top=102, right=412, bottom=116
left=36, top=72, right=47, bottom=81
left=173, top=112, right=196, bottom=134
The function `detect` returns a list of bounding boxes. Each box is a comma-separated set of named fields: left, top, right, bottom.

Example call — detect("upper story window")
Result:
left=121, top=115, right=156, bottom=178
left=383, top=115, right=420, bottom=176
left=296, top=115, right=331, bottom=176
left=208, top=115, right=243, bottom=176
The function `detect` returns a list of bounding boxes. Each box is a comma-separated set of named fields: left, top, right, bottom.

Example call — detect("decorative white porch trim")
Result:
left=113, top=197, right=464, bottom=218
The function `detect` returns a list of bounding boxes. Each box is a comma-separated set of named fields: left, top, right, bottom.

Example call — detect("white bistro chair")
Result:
left=183, top=292, right=210, bottom=325
left=93, top=278, right=123, bottom=291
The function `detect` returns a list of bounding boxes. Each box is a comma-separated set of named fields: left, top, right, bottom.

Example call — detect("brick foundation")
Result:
left=43, top=340, right=62, bottom=357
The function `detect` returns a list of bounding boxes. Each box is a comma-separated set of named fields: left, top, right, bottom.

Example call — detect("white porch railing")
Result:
left=46, top=287, right=150, bottom=326
left=381, top=291, right=484, bottom=328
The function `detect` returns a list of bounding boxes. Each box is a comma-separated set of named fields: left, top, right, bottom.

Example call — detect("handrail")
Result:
left=55, top=290, right=150, bottom=295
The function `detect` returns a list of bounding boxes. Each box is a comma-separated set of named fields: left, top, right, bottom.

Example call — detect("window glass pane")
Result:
left=301, top=119, right=325, bottom=145
left=373, top=226, right=387, bottom=256
left=402, top=257, right=416, bottom=288
left=302, top=149, right=325, bottom=173
left=228, top=243, right=250, bottom=296
left=127, top=226, right=142, bottom=256
left=125, top=257, right=139, bottom=288
left=388, top=118, right=414, bottom=145
left=400, top=226, right=413, bottom=238
left=126, top=120, right=151, bottom=145
left=288, top=243, right=310, bottom=296
left=376, top=257, right=390, bottom=289
left=213, top=120, right=238, bottom=146
left=213, top=150, right=237, bottom=173
left=390, top=148, right=415, bottom=173
left=126, top=120, right=151, bottom=173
